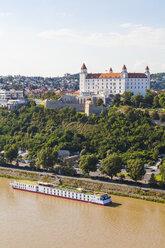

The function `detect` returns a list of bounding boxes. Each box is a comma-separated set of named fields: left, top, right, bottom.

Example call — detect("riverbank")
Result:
left=0, top=167, right=165, bottom=203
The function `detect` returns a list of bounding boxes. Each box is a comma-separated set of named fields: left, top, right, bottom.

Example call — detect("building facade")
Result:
left=0, top=89, right=24, bottom=100
left=80, top=64, right=150, bottom=96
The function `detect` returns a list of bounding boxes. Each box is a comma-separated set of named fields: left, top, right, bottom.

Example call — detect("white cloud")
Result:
left=55, top=12, right=72, bottom=18
left=120, top=23, right=142, bottom=28
left=0, top=12, right=12, bottom=17
left=38, top=24, right=165, bottom=49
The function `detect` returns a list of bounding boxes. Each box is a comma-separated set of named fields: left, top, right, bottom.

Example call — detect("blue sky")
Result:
left=0, top=0, right=165, bottom=76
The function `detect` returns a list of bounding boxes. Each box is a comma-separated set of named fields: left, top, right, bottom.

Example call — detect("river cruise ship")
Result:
left=10, top=180, right=112, bottom=206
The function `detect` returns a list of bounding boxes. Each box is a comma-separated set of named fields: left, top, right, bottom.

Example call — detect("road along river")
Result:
left=0, top=178, right=165, bottom=248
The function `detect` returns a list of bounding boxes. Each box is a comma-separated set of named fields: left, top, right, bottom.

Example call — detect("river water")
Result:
left=0, top=178, right=165, bottom=248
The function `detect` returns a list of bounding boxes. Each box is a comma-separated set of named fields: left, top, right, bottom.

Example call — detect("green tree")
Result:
left=159, top=114, right=165, bottom=123
left=152, top=149, right=159, bottom=161
left=153, top=95, right=160, bottom=108
left=160, top=160, right=165, bottom=183
left=131, top=93, right=144, bottom=108
left=149, top=173, right=157, bottom=188
left=126, top=159, right=145, bottom=182
left=79, top=154, right=98, bottom=174
left=122, top=91, right=133, bottom=105
left=4, top=145, right=18, bottom=163
left=37, top=147, right=58, bottom=169
left=159, top=93, right=165, bottom=108
left=144, top=90, right=154, bottom=106
left=96, top=98, right=104, bottom=106
left=80, top=149, right=86, bottom=156
left=150, top=111, right=159, bottom=120
left=113, top=94, right=121, bottom=107
left=101, top=153, right=122, bottom=179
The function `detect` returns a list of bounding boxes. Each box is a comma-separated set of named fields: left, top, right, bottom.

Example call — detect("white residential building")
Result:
left=80, top=64, right=150, bottom=96
left=0, top=89, right=24, bottom=100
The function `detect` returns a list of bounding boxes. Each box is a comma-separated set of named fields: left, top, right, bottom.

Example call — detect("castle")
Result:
left=80, top=64, right=150, bottom=97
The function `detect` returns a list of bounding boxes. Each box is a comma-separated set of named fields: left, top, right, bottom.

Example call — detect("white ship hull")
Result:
left=10, top=181, right=112, bottom=206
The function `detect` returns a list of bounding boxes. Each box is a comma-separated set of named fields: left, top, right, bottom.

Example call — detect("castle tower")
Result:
left=145, top=66, right=150, bottom=78
left=121, top=65, right=128, bottom=78
left=109, top=67, right=113, bottom=73
left=80, top=63, right=88, bottom=95
left=145, top=66, right=150, bottom=90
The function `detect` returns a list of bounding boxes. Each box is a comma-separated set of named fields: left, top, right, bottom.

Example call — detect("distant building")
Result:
left=0, top=89, right=25, bottom=110
left=80, top=64, right=150, bottom=96
left=0, top=89, right=23, bottom=100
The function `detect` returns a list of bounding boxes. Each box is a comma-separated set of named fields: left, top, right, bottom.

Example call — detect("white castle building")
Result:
left=80, top=64, right=150, bottom=97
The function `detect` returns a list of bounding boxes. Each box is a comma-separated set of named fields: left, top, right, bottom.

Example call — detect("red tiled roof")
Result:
left=145, top=66, right=149, bottom=70
left=122, top=65, right=127, bottom=70
left=128, top=73, right=147, bottom=78
left=87, top=73, right=101, bottom=79
left=87, top=73, right=121, bottom=79
left=86, top=72, right=147, bottom=79
left=99, top=73, right=121, bottom=78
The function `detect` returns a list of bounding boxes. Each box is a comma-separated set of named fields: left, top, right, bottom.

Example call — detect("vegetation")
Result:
left=160, top=160, right=165, bottom=183
left=151, top=73, right=165, bottom=90
left=101, top=153, right=122, bottom=179
left=149, top=173, right=157, bottom=187
left=4, top=144, right=18, bottom=163
left=37, top=147, right=58, bottom=169
left=0, top=100, right=164, bottom=184
left=112, top=90, right=165, bottom=110
left=41, top=92, right=61, bottom=100
left=96, top=98, right=104, bottom=106
left=126, top=159, right=146, bottom=182
left=79, top=154, right=98, bottom=174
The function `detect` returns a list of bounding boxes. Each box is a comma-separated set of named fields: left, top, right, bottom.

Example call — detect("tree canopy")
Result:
left=126, top=159, right=146, bottom=182
left=101, top=153, right=122, bottom=178
left=79, top=154, right=98, bottom=174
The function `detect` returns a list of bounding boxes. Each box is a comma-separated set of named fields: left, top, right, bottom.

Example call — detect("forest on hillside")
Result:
left=0, top=101, right=164, bottom=165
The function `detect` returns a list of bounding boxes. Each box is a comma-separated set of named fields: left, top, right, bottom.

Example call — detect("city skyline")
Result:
left=0, top=0, right=165, bottom=76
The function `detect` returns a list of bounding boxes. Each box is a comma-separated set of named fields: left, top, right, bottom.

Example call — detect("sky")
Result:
left=0, top=0, right=165, bottom=76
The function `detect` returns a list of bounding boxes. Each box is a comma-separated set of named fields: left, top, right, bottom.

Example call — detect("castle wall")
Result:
left=45, top=100, right=85, bottom=112
left=45, top=99, right=106, bottom=116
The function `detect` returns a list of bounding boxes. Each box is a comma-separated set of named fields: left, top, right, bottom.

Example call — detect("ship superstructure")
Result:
left=10, top=180, right=112, bottom=206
